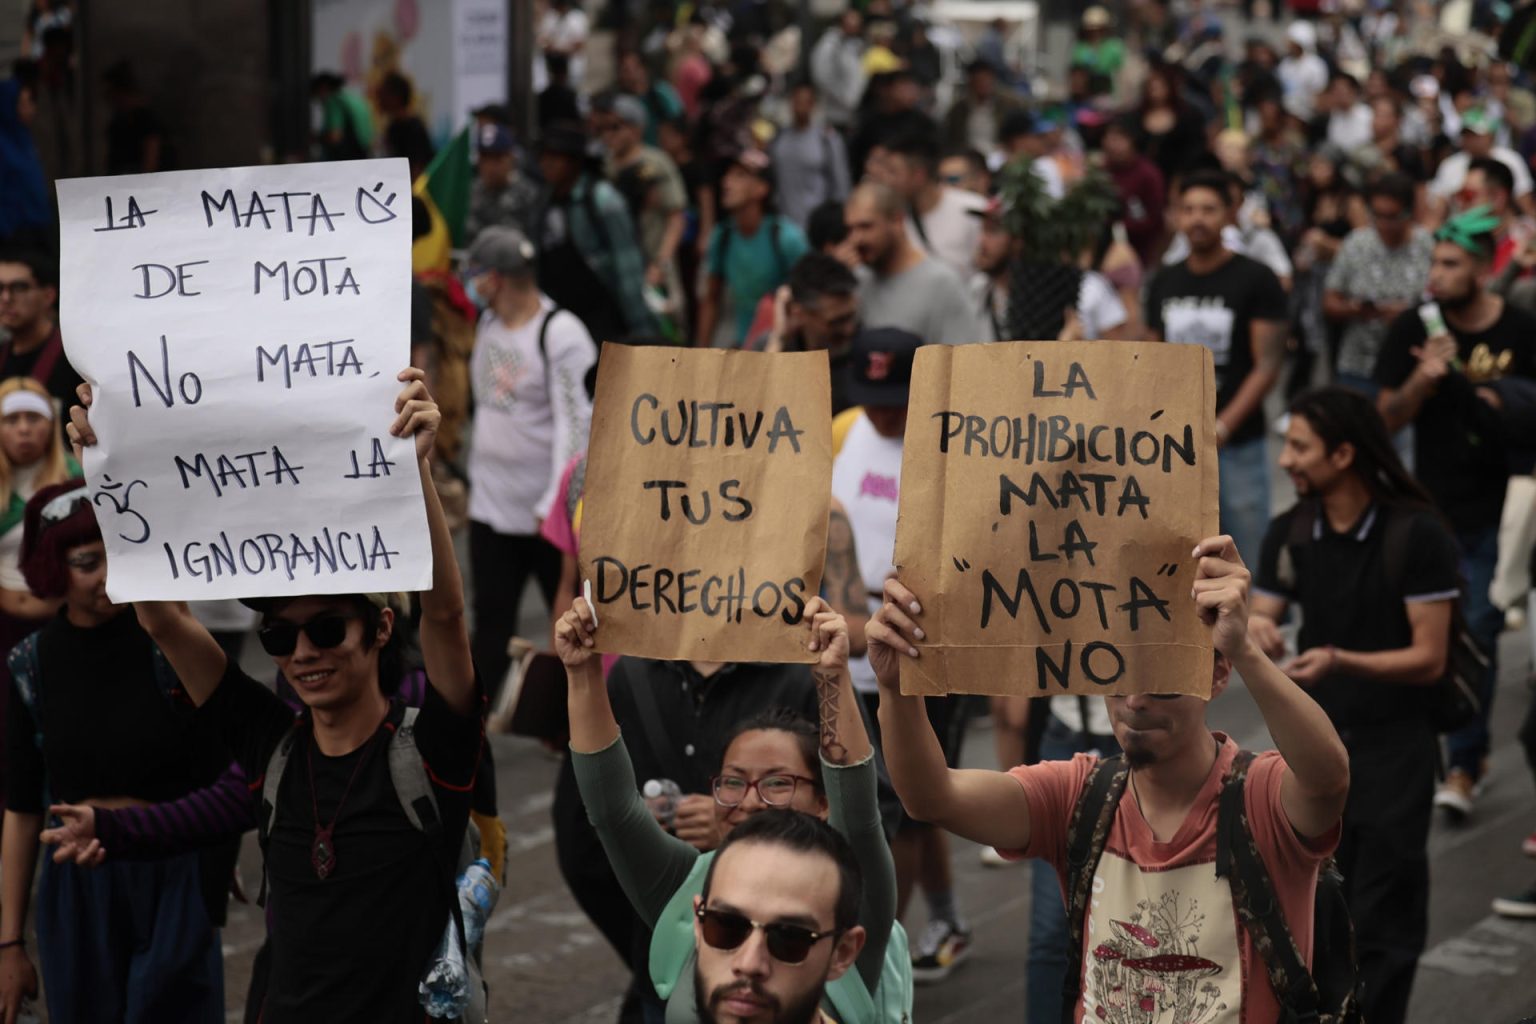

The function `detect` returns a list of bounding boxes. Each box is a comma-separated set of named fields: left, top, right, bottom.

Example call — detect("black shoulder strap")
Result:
left=580, top=178, right=613, bottom=252
left=1060, top=754, right=1129, bottom=1023
left=819, top=128, right=837, bottom=199
left=537, top=306, right=560, bottom=384
left=1215, top=750, right=1322, bottom=1019
left=627, top=670, right=689, bottom=785
left=908, top=202, right=932, bottom=252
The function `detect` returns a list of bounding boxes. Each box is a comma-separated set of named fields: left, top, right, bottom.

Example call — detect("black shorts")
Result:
left=861, top=691, right=972, bottom=833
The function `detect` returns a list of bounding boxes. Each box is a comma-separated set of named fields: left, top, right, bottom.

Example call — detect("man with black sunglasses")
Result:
left=692, top=811, right=866, bottom=1024
left=67, top=369, right=482, bottom=1024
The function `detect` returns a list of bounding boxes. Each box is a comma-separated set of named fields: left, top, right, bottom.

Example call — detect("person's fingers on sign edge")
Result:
left=867, top=609, right=919, bottom=660
left=882, top=577, right=922, bottom=615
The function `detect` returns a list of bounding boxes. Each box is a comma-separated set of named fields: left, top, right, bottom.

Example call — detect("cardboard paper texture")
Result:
left=55, top=160, right=430, bottom=602
left=578, top=345, right=832, bottom=663
left=893, top=341, right=1220, bottom=698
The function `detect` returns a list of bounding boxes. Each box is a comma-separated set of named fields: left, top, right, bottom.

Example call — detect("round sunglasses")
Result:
left=695, top=906, right=836, bottom=964
left=257, top=614, right=357, bottom=657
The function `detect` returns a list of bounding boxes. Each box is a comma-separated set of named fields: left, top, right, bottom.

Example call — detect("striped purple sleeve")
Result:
left=94, top=762, right=257, bottom=860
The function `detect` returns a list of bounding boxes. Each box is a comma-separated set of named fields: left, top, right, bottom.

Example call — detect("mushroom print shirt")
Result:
left=1002, top=734, right=1338, bottom=1024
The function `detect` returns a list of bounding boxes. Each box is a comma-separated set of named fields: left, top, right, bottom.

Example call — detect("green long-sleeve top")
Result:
left=572, top=733, right=896, bottom=1005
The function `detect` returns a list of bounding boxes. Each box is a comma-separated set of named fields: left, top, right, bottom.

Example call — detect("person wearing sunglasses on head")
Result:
left=556, top=595, right=908, bottom=1023
left=693, top=810, right=867, bottom=1024
left=0, top=479, right=232, bottom=1023
left=64, top=370, right=484, bottom=1024
left=865, top=537, right=1352, bottom=1024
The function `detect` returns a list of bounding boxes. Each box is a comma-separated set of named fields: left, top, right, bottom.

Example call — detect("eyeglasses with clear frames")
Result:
left=711, top=773, right=818, bottom=808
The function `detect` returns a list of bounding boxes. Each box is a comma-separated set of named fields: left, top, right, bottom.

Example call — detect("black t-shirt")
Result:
left=200, top=662, right=481, bottom=1024
left=1145, top=253, right=1289, bottom=444
left=0, top=327, right=84, bottom=409
left=6, top=610, right=224, bottom=813
left=1256, top=502, right=1460, bottom=729
left=1374, top=302, right=1536, bottom=532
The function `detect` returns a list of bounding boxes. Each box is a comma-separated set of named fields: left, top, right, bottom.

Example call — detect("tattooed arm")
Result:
left=1216, top=317, right=1287, bottom=444
left=823, top=499, right=871, bottom=657
left=806, top=597, right=872, bottom=766
left=807, top=596, right=891, bottom=994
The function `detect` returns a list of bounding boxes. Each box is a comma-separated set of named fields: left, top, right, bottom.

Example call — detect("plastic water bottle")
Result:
left=418, top=922, right=470, bottom=1019
left=458, top=858, right=499, bottom=950
left=643, top=778, right=682, bottom=828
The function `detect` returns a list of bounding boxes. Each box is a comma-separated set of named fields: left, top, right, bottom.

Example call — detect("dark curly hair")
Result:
left=20, top=478, right=98, bottom=599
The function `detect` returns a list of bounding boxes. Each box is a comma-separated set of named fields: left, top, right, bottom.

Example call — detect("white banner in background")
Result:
left=56, top=158, right=432, bottom=601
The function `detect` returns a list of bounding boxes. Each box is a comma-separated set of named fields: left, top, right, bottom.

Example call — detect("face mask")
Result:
left=464, top=273, right=492, bottom=312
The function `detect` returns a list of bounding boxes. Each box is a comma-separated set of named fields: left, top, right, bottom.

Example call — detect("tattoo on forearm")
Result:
left=824, top=510, right=866, bottom=615
left=1256, top=321, right=1288, bottom=374
left=813, top=669, right=849, bottom=764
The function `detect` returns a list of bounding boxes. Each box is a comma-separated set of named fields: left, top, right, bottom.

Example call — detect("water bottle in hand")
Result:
left=643, top=778, right=682, bottom=829
left=419, top=921, right=470, bottom=1019
left=458, top=858, right=499, bottom=950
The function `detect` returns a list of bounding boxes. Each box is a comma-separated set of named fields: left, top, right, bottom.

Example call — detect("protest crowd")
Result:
left=1, top=0, right=1536, bottom=1022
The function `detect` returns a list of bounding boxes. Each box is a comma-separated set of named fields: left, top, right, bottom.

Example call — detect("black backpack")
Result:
left=1274, top=500, right=1485, bottom=734
left=1062, top=751, right=1362, bottom=1024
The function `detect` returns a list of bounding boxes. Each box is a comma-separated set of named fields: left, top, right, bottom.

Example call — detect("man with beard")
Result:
left=1377, top=209, right=1536, bottom=821
left=1250, top=388, right=1459, bottom=1024
left=863, top=536, right=1350, bottom=1024
left=1146, top=170, right=1289, bottom=571
left=843, top=183, right=982, bottom=347
left=969, top=197, right=1129, bottom=343
left=691, top=811, right=866, bottom=1024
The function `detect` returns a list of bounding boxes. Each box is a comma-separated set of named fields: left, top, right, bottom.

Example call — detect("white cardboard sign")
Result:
left=56, top=159, right=431, bottom=601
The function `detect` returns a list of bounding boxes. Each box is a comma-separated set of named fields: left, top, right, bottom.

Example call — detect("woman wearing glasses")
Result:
left=0, top=480, right=229, bottom=1023
left=556, top=594, right=907, bottom=1024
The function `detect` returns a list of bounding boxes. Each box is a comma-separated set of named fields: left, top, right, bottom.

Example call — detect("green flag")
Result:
left=422, top=125, right=473, bottom=248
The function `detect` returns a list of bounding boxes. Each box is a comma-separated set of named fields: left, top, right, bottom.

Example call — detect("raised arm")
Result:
left=63, top=383, right=231, bottom=703
left=555, top=598, right=702, bottom=926
left=1193, top=536, right=1349, bottom=839
left=395, top=369, right=475, bottom=714
left=865, top=578, right=1034, bottom=851
left=807, top=599, right=891, bottom=992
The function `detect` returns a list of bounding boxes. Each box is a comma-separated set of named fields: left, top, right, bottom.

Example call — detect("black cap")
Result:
left=999, top=108, right=1037, bottom=142
left=472, top=102, right=512, bottom=124
left=538, top=119, right=589, bottom=158
left=845, top=327, right=921, bottom=408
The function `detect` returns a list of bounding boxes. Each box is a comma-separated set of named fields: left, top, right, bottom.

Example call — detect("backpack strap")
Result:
left=536, top=306, right=561, bottom=387
left=254, top=718, right=304, bottom=907
left=1214, top=750, right=1322, bottom=1020
left=1060, top=754, right=1129, bottom=1023
left=387, top=704, right=441, bottom=836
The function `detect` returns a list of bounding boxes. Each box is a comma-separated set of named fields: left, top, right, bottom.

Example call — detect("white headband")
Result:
left=1, top=391, right=53, bottom=421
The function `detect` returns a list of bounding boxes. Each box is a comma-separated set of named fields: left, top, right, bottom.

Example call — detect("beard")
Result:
left=694, top=967, right=825, bottom=1024
left=1437, top=282, right=1478, bottom=311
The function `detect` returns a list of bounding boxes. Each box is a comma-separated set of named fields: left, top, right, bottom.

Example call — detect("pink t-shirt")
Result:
left=541, top=453, right=619, bottom=676
left=1004, top=735, right=1338, bottom=1024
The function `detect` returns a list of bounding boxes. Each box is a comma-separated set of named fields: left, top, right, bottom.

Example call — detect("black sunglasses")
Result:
left=257, top=614, right=356, bottom=657
left=695, top=907, right=836, bottom=964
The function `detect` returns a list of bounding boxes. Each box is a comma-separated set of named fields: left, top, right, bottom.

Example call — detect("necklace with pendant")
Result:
left=307, top=728, right=381, bottom=880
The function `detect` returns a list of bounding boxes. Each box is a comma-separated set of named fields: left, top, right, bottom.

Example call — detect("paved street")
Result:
left=312, top=627, right=1536, bottom=1024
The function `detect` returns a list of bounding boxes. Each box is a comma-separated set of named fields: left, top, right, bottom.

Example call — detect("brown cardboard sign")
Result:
left=893, top=341, right=1220, bottom=697
left=578, top=345, right=832, bottom=663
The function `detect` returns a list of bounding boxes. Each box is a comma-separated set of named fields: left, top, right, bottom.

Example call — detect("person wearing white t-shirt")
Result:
left=968, top=197, right=1130, bottom=342
left=464, top=226, right=596, bottom=696
left=873, top=130, right=990, bottom=281
left=1428, top=107, right=1535, bottom=220
left=830, top=326, right=975, bottom=984
left=534, top=0, right=589, bottom=94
